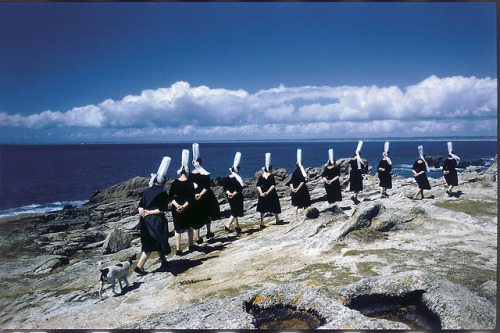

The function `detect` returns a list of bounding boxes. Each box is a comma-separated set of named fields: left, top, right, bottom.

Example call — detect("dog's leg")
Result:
left=99, top=281, right=105, bottom=299
left=123, top=276, right=129, bottom=288
left=110, top=280, right=117, bottom=295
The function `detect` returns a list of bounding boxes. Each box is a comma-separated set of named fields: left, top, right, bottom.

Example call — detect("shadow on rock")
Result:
left=449, top=191, right=463, bottom=198
left=213, top=235, right=239, bottom=243
left=311, top=195, right=327, bottom=205
left=240, top=228, right=261, bottom=236
left=194, top=243, right=230, bottom=255
left=166, top=256, right=217, bottom=276
left=113, top=281, right=142, bottom=297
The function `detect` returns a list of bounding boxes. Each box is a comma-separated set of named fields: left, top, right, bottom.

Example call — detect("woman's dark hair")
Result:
left=231, top=166, right=240, bottom=173
left=327, top=159, right=336, bottom=166
left=155, top=176, right=165, bottom=185
left=180, top=166, right=190, bottom=175
left=265, top=165, right=273, bottom=173
left=386, top=151, right=390, bottom=157
left=195, top=157, right=202, bottom=165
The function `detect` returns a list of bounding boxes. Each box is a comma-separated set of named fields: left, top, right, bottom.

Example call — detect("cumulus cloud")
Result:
left=0, top=76, right=496, bottom=140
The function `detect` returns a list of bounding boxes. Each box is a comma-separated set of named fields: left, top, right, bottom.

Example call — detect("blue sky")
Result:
left=0, top=2, right=497, bottom=143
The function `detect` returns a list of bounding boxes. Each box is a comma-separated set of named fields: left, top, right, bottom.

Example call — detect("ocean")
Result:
left=0, top=139, right=496, bottom=218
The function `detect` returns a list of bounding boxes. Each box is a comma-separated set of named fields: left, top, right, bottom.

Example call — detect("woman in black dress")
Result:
left=443, top=142, right=459, bottom=195
left=377, top=141, right=392, bottom=198
left=191, top=144, right=219, bottom=243
left=412, top=145, right=431, bottom=200
left=224, top=152, right=244, bottom=233
left=349, top=141, right=364, bottom=204
left=169, top=150, right=201, bottom=255
left=135, top=156, right=171, bottom=275
left=287, top=149, right=311, bottom=216
left=322, top=149, right=342, bottom=204
left=257, top=153, right=281, bottom=228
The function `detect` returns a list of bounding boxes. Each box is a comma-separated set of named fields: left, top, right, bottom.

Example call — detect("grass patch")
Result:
left=343, top=250, right=362, bottom=256
left=433, top=200, right=497, bottom=217
left=357, top=262, right=380, bottom=276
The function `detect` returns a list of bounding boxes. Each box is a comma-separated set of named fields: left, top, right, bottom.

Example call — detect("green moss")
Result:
left=357, top=262, right=379, bottom=276
left=343, top=250, right=362, bottom=256
left=203, top=284, right=255, bottom=300
left=433, top=200, right=497, bottom=217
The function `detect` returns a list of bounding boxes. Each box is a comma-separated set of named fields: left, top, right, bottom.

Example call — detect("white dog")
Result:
left=98, top=259, right=131, bottom=299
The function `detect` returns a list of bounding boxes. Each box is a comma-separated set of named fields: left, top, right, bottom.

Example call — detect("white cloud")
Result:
left=0, top=76, right=496, bottom=140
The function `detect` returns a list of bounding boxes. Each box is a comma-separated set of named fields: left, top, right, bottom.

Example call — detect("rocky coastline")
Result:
left=0, top=156, right=497, bottom=330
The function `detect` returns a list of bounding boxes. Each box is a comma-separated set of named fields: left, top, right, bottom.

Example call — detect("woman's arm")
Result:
left=171, top=199, right=188, bottom=212
left=141, top=208, right=164, bottom=217
left=295, top=182, right=304, bottom=192
left=258, top=186, right=266, bottom=197
left=266, top=185, right=276, bottom=195
left=195, top=188, right=208, bottom=200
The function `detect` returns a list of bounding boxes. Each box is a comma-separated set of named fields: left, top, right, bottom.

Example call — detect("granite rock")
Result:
left=0, top=155, right=496, bottom=330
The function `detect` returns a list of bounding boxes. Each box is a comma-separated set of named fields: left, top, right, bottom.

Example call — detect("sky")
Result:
left=0, top=2, right=497, bottom=144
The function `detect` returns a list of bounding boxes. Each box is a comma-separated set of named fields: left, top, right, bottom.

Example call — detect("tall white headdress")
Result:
left=192, top=143, right=210, bottom=175
left=355, top=140, right=363, bottom=170
left=297, top=149, right=307, bottom=179
left=263, top=152, right=271, bottom=172
left=328, top=149, right=334, bottom=165
left=177, top=149, right=190, bottom=175
left=383, top=141, right=392, bottom=165
left=447, top=142, right=460, bottom=161
left=418, top=145, right=430, bottom=172
left=149, top=156, right=171, bottom=187
left=230, top=152, right=243, bottom=187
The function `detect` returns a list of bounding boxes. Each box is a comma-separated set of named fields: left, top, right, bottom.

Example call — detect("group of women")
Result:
left=134, top=145, right=220, bottom=275
left=134, top=141, right=460, bottom=275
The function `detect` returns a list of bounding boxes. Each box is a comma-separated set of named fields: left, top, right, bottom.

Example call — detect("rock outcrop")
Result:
left=0, top=156, right=496, bottom=330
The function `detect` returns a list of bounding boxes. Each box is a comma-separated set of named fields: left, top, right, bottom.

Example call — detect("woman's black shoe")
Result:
left=235, top=227, right=242, bottom=233
left=206, top=231, right=215, bottom=239
left=134, top=266, right=147, bottom=276
left=225, top=226, right=232, bottom=233
left=189, top=244, right=200, bottom=252
left=196, top=237, right=203, bottom=244
left=176, top=249, right=184, bottom=256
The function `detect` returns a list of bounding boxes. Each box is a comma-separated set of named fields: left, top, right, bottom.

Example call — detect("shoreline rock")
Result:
left=0, top=156, right=496, bottom=330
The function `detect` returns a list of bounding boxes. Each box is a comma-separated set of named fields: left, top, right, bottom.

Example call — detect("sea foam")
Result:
left=0, top=200, right=88, bottom=218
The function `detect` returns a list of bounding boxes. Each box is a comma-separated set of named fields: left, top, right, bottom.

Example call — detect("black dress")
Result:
left=169, top=178, right=208, bottom=232
left=443, top=158, right=458, bottom=186
left=190, top=172, right=220, bottom=220
left=223, top=176, right=244, bottom=217
left=377, top=159, right=392, bottom=189
left=412, top=160, right=431, bottom=190
left=286, top=168, right=311, bottom=208
left=138, top=185, right=171, bottom=254
left=349, top=159, right=363, bottom=192
left=322, top=166, right=342, bottom=203
left=256, top=174, right=282, bottom=214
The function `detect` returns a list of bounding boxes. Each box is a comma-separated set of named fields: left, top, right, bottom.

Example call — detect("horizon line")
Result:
left=0, top=136, right=497, bottom=146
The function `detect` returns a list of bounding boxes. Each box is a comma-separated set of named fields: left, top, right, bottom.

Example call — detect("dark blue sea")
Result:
left=0, top=139, right=496, bottom=217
